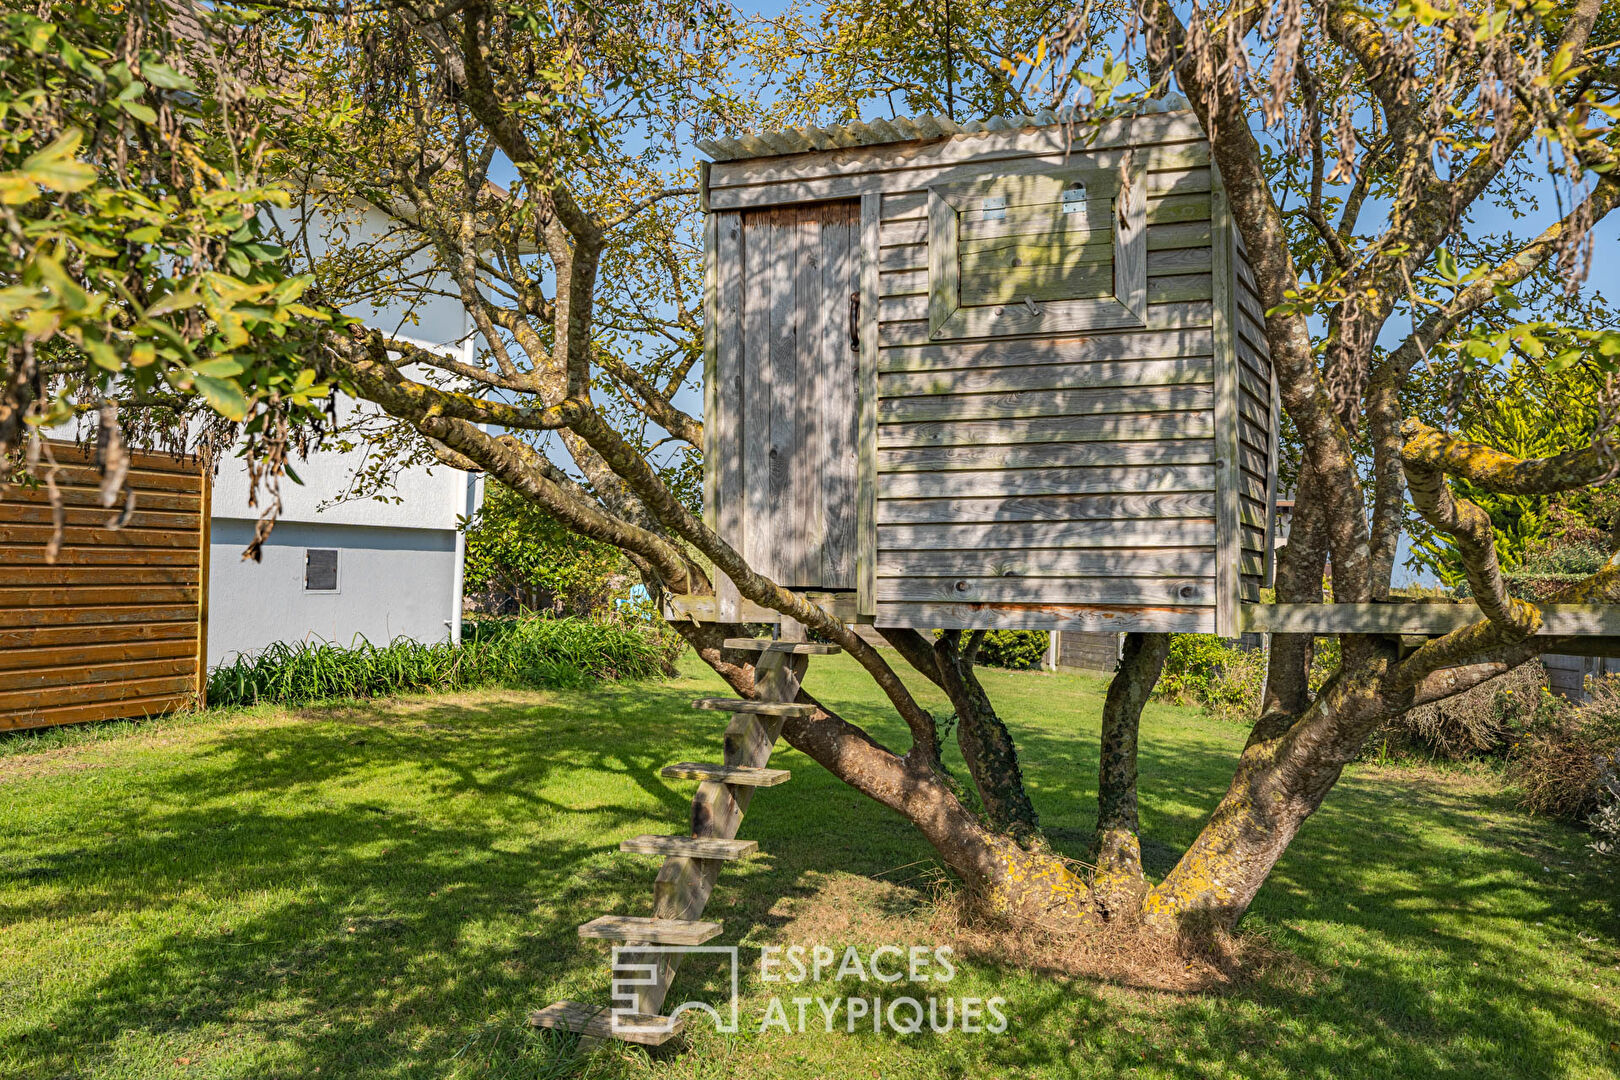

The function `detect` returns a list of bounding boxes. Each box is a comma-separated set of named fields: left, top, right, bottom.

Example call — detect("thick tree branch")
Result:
left=1401, top=424, right=1542, bottom=636
left=1402, top=418, right=1620, bottom=494
left=1093, top=632, right=1168, bottom=916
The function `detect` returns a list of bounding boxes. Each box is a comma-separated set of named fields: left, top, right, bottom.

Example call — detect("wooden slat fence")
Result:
left=1, top=442, right=209, bottom=731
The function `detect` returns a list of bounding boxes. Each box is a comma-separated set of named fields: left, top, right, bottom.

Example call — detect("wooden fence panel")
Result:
left=0, top=442, right=208, bottom=731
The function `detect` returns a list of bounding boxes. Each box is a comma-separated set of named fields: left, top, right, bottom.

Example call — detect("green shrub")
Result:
left=461, top=482, right=633, bottom=615
left=1156, top=634, right=1268, bottom=722
left=927, top=629, right=1049, bottom=669
left=973, top=629, right=1049, bottom=669
left=1506, top=676, right=1620, bottom=822
left=208, top=615, right=683, bottom=707
left=1519, top=539, right=1610, bottom=576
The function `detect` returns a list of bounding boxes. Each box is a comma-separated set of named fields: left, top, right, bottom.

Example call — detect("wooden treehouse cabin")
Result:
left=541, top=106, right=1620, bottom=1049
left=687, top=102, right=1280, bottom=637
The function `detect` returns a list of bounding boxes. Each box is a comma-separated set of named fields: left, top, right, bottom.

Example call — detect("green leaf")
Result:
left=118, top=99, right=158, bottom=124
left=138, top=61, right=194, bottom=91
left=0, top=173, right=39, bottom=205
left=1434, top=247, right=1458, bottom=282
left=125, top=225, right=163, bottom=244
left=24, top=19, right=56, bottom=53
left=20, top=128, right=95, bottom=194
left=146, top=286, right=202, bottom=317
left=192, top=373, right=249, bottom=420
left=83, top=337, right=121, bottom=371
left=190, top=357, right=245, bottom=378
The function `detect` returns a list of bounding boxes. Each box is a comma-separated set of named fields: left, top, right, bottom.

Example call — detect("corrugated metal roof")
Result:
left=695, top=96, right=1191, bottom=162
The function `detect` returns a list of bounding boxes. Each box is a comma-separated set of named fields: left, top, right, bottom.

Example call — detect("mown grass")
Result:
left=0, top=652, right=1616, bottom=1079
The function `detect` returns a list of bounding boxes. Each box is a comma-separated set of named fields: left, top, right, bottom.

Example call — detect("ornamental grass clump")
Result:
left=208, top=615, right=682, bottom=707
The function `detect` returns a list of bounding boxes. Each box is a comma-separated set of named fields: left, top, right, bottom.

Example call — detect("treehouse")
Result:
left=687, top=104, right=1280, bottom=638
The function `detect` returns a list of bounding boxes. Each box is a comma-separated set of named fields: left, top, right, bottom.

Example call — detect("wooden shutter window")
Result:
left=926, top=160, right=1147, bottom=340
left=304, top=548, right=339, bottom=592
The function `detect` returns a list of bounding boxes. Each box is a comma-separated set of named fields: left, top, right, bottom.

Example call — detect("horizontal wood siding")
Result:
left=700, top=114, right=1278, bottom=633
left=0, top=443, right=207, bottom=731
left=861, top=130, right=1218, bottom=631
left=1054, top=631, right=1123, bottom=671
left=1231, top=222, right=1279, bottom=591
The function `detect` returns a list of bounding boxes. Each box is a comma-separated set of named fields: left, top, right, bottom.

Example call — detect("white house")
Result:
left=205, top=201, right=484, bottom=665
left=206, top=404, right=482, bottom=664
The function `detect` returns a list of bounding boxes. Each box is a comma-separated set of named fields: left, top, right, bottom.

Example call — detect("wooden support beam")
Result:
left=722, top=638, right=842, bottom=654
left=1210, top=165, right=1241, bottom=639
left=617, top=649, right=810, bottom=1019
left=1243, top=603, right=1620, bottom=636
left=666, top=591, right=866, bottom=624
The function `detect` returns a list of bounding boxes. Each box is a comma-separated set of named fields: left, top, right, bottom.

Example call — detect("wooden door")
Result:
left=711, top=201, right=860, bottom=590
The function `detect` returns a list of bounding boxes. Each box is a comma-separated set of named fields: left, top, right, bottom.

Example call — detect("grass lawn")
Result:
left=1, top=652, right=1617, bottom=1079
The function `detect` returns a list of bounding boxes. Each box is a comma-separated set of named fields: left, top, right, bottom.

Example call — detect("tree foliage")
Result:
left=462, top=480, right=631, bottom=615
left=0, top=0, right=335, bottom=485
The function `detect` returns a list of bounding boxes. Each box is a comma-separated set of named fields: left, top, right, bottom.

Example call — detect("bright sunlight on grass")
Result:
left=1, top=654, right=1617, bottom=1078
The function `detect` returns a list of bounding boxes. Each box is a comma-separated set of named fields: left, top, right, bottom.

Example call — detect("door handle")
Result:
left=849, top=291, right=860, bottom=353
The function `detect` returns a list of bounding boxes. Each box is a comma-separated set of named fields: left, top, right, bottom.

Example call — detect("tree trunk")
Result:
left=672, top=619, right=1095, bottom=926
left=1092, top=632, right=1169, bottom=917
left=1143, top=650, right=1395, bottom=928
left=933, top=631, right=1041, bottom=841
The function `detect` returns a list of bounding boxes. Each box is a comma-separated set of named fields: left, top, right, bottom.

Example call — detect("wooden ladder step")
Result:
left=692, top=697, right=816, bottom=718
left=724, top=638, right=841, bottom=655
left=530, top=1000, right=686, bottom=1046
left=661, top=762, right=791, bottom=786
left=578, top=915, right=723, bottom=945
left=620, top=834, right=758, bottom=860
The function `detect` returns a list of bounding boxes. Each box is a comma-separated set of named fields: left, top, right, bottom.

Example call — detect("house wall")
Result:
left=207, top=519, right=460, bottom=663
left=203, top=199, right=482, bottom=662
left=704, top=111, right=1278, bottom=634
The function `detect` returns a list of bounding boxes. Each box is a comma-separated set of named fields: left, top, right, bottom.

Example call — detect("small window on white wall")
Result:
left=304, top=549, right=339, bottom=592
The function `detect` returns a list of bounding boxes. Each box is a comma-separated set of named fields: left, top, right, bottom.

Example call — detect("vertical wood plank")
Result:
left=1264, top=364, right=1281, bottom=589
left=927, top=192, right=957, bottom=338
left=701, top=211, right=720, bottom=533
left=1114, top=155, right=1148, bottom=321
left=821, top=209, right=858, bottom=588
left=766, top=209, right=801, bottom=584
left=715, top=211, right=744, bottom=620
left=796, top=209, right=824, bottom=586
left=858, top=193, right=881, bottom=616
left=742, top=212, right=774, bottom=580
left=1210, top=166, right=1242, bottom=637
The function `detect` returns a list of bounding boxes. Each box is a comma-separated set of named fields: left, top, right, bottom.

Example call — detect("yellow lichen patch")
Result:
left=983, top=844, right=1092, bottom=922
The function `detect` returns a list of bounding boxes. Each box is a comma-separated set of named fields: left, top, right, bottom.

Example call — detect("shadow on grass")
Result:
left=1, top=663, right=1616, bottom=1079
